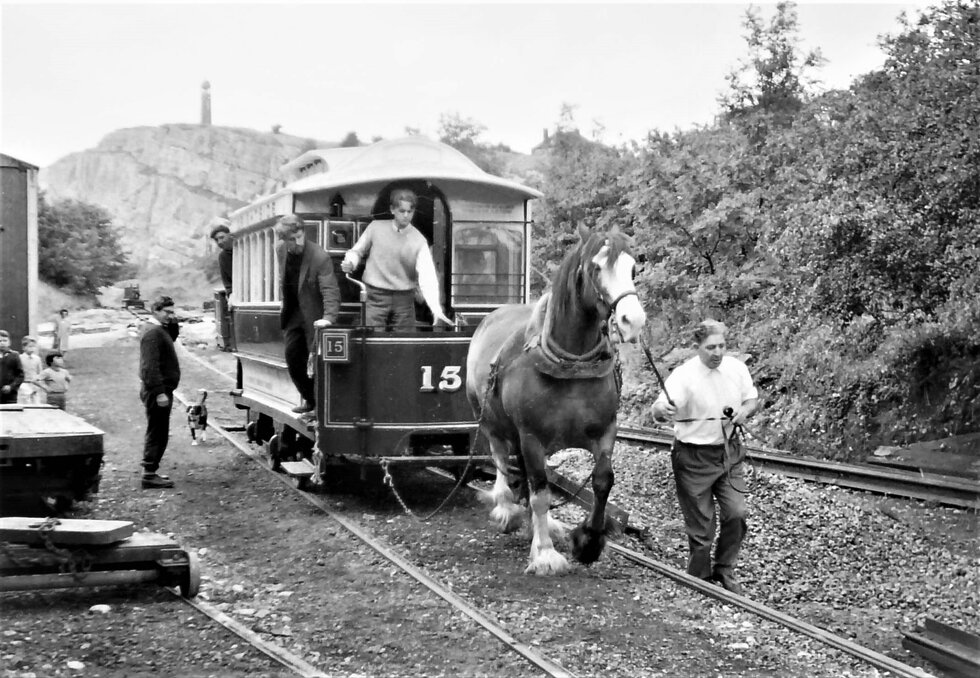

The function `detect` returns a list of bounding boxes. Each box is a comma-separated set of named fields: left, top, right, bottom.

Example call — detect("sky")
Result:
left=1, top=1, right=932, bottom=168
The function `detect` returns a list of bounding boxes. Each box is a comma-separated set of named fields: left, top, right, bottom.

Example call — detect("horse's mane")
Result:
left=550, top=228, right=632, bottom=321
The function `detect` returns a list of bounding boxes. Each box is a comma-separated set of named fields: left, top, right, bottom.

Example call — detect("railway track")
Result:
left=170, top=385, right=577, bottom=678
left=173, top=345, right=946, bottom=678
left=617, top=424, right=980, bottom=510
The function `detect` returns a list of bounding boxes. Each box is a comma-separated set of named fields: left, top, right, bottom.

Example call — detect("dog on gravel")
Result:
left=187, top=389, right=208, bottom=445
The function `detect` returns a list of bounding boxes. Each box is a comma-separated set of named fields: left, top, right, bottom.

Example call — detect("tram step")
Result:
left=280, top=459, right=316, bottom=479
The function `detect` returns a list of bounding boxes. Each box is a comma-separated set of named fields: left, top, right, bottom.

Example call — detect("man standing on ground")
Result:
left=651, top=319, right=759, bottom=595
left=139, top=296, right=181, bottom=489
left=275, top=214, right=340, bottom=416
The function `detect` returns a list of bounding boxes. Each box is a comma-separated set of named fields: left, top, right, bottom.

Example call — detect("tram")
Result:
left=219, top=136, right=541, bottom=476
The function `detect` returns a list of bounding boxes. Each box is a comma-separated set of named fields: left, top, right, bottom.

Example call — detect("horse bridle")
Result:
left=585, top=261, right=639, bottom=323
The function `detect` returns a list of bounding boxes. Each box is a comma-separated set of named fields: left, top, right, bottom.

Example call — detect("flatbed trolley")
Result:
left=0, top=517, right=200, bottom=598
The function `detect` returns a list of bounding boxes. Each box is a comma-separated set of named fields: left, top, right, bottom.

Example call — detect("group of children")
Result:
left=0, top=330, right=71, bottom=409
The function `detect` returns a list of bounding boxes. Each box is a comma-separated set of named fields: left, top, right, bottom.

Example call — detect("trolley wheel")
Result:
left=267, top=435, right=282, bottom=472
left=246, top=421, right=258, bottom=444
left=179, top=550, right=201, bottom=598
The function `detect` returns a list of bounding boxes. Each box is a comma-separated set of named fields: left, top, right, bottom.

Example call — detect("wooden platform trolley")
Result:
left=218, top=136, right=542, bottom=485
left=0, top=517, right=200, bottom=598
left=0, top=404, right=104, bottom=515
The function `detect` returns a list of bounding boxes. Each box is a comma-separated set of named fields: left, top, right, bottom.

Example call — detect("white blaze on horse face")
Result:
left=592, top=247, right=647, bottom=343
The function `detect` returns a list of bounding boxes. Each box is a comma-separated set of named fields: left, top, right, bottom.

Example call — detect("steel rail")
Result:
left=901, top=618, right=980, bottom=677
left=617, top=424, right=980, bottom=510
left=606, top=541, right=936, bottom=678
left=167, top=588, right=328, bottom=678
left=172, top=383, right=577, bottom=678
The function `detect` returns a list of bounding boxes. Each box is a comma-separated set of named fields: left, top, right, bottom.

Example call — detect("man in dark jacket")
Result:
left=139, top=296, right=181, bottom=489
left=0, top=330, right=24, bottom=404
left=209, top=218, right=234, bottom=298
left=275, top=215, right=340, bottom=416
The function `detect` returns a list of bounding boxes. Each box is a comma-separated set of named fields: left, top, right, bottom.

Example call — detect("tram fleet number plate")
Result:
left=321, top=331, right=350, bottom=363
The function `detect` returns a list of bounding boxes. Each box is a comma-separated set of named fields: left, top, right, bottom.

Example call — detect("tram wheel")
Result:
left=246, top=421, right=258, bottom=444
left=267, top=435, right=282, bottom=472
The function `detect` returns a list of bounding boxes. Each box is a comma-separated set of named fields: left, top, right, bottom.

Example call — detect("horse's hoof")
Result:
left=571, top=525, right=606, bottom=565
left=524, top=548, right=570, bottom=576
left=490, top=504, right=523, bottom=533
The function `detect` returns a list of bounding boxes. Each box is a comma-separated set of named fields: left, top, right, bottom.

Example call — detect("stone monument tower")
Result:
left=201, top=81, right=212, bottom=125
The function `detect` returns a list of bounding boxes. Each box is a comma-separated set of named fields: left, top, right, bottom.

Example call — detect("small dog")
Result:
left=187, top=389, right=208, bottom=445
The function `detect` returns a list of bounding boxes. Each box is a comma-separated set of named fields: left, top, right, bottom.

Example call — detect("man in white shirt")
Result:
left=340, top=188, right=452, bottom=331
left=652, top=319, right=759, bottom=595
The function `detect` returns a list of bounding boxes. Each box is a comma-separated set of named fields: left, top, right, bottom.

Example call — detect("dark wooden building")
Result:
left=0, top=154, right=39, bottom=343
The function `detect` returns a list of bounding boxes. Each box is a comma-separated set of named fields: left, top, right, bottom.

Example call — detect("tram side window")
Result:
left=451, top=222, right=524, bottom=305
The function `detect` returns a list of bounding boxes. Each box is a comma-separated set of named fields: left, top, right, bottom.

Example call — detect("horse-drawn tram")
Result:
left=220, top=136, right=542, bottom=478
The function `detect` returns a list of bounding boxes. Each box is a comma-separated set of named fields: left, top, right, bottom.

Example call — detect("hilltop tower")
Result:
left=201, top=81, right=212, bottom=125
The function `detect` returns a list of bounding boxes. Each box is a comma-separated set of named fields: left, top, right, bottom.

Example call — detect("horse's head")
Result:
left=579, top=224, right=647, bottom=343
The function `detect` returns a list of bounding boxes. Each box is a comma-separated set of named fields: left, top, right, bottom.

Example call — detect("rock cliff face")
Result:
left=41, top=124, right=328, bottom=302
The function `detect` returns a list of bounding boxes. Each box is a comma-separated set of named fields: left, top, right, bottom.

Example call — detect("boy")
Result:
left=38, top=352, right=71, bottom=410
left=19, top=336, right=44, bottom=404
left=340, top=188, right=452, bottom=331
left=0, top=330, right=24, bottom=404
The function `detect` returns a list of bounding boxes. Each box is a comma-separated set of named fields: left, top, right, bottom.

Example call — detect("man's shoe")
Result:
left=710, top=570, right=743, bottom=595
left=142, top=473, right=175, bottom=489
left=291, top=401, right=313, bottom=414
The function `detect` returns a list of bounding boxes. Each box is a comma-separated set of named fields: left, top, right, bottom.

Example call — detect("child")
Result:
left=38, top=352, right=71, bottom=410
left=18, top=336, right=44, bottom=404
left=0, top=329, right=24, bottom=404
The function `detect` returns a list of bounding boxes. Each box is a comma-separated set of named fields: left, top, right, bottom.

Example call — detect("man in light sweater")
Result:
left=340, top=189, right=453, bottom=331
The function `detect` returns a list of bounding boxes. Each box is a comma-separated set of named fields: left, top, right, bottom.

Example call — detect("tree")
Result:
left=339, top=131, right=361, bottom=147
left=38, top=193, right=132, bottom=295
left=531, top=105, right=636, bottom=294
left=720, top=1, right=825, bottom=132
left=436, top=112, right=504, bottom=175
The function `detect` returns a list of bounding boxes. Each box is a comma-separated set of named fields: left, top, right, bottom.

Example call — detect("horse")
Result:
left=465, top=224, right=647, bottom=575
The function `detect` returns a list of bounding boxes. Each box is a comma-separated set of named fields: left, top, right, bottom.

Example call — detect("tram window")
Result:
left=452, top=222, right=525, bottom=305
left=326, top=221, right=355, bottom=253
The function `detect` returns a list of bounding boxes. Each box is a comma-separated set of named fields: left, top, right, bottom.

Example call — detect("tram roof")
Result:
left=230, top=136, right=542, bottom=222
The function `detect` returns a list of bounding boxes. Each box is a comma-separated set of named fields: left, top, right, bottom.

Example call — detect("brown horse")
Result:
left=465, top=224, right=647, bottom=574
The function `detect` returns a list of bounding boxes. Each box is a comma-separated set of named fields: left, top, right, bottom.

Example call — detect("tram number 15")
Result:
left=419, top=365, right=463, bottom=393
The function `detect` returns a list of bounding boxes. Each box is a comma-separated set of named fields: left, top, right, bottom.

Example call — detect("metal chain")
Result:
left=31, top=518, right=92, bottom=581
left=381, top=459, right=415, bottom=516
left=382, top=362, right=499, bottom=522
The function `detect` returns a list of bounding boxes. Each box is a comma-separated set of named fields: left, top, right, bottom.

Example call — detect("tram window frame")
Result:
left=451, top=220, right=526, bottom=307
left=323, top=220, right=355, bottom=254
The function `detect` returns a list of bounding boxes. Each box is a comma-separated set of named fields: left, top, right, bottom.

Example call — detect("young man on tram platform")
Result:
left=652, top=319, right=759, bottom=595
left=340, top=188, right=452, bottom=331
left=275, top=214, right=341, bottom=416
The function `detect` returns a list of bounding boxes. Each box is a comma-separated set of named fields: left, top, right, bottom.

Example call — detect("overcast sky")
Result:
left=1, top=1, right=929, bottom=168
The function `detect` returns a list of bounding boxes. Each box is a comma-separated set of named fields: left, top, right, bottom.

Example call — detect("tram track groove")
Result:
left=165, top=587, right=328, bottom=678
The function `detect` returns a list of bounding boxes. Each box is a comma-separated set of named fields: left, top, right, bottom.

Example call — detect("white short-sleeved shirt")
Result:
left=654, top=355, right=758, bottom=445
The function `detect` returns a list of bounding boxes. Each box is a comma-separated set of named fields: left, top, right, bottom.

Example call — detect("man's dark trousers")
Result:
left=283, top=313, right=315, bottom=406
left=142, top=391, right=174, bottom=474
left=671, top=440, right=748, bottom=579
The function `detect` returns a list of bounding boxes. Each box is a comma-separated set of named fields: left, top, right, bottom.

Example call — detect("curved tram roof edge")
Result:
left=230, top=136, right=543, bottom=225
